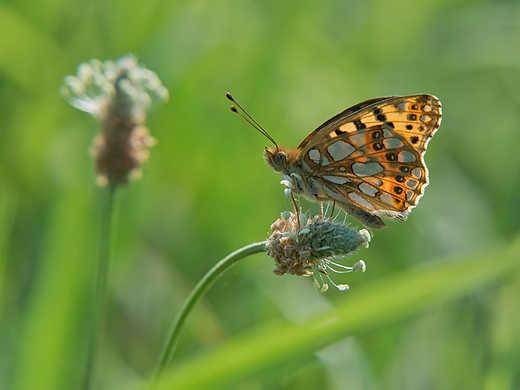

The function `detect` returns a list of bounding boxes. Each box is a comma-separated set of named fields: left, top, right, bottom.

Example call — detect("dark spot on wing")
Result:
left=354, top=119, right=366, bottom=130
left=373, top=142, right=383, bottom=151
left=385, top=152, right=397, bottom=161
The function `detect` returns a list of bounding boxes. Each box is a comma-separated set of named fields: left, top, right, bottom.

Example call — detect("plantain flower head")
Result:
left=61, top=55, right=168, bottom=186
left=267, top=211, right=370, bottom=292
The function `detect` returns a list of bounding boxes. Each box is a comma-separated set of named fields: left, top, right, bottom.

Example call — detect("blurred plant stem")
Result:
left=149, top=241, right=267, bottom=389
left=83, top=183, right=117, bottom=389
left=61, top=56, right=168, bottom=389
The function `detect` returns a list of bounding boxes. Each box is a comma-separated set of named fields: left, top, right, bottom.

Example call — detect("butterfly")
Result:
left=227, top=93, right=442, bottom=229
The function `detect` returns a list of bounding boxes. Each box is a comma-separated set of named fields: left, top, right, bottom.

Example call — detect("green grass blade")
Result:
left=134, top=236, right=520, bottom=390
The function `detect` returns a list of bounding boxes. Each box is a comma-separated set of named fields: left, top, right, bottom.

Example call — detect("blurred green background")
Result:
left=1, top=0, right=520, bottom=389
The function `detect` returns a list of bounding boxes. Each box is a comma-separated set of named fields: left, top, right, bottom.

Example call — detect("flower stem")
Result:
left=83, top=183, right=117, bottom=389
left=149, top=241, right=267, bottom=389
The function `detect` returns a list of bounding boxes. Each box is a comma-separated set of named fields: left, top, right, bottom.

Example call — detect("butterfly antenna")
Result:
left=226, top=92, right=278, bottom=149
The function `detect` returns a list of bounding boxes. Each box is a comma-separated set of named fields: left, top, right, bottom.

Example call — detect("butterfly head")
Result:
left=264, top=146, right=287, bottom=172
left=264, top=146, right=300, bottom=174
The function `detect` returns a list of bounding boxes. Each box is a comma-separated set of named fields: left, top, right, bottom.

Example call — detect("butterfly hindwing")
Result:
left=298, top=95, right=442, bottom=223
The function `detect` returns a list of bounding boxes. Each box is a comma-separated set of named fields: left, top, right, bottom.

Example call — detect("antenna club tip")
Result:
left=230, top=106, right=238, bottom=112
left=225, top=92, right=235, bottom=101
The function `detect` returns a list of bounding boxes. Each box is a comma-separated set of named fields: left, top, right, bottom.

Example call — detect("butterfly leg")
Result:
left=320, top=202, right=324, bottom=218
left=290, top=192, right=301, bottom=226
left=329, top=201, right=336, bottom=220
left=338, top=203, right=386, bottom=229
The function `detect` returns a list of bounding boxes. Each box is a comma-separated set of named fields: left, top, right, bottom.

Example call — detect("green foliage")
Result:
left=1, top=0, right=520, bottom=389
left=148, top=238, right=520, bottom=390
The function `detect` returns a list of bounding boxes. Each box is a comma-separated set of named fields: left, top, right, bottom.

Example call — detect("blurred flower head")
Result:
left=61, top=55, right=169, bottom=186
left=267, top=211, right=370, bottom=292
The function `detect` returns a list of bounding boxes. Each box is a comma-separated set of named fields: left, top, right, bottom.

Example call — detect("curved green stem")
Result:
left=83, top=183, right=117, bottom=389
left=150, top=241, right=267, bottom=389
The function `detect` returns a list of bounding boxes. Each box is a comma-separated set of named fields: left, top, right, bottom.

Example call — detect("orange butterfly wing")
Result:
left=297, top=95, right=442, bottom=223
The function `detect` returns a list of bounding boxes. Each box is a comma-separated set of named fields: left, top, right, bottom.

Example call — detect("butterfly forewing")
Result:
left=298, top=95, right=442, bottom=222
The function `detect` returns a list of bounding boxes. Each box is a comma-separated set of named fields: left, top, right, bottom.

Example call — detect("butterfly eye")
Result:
left=274, top=152, right=286, bottom=167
